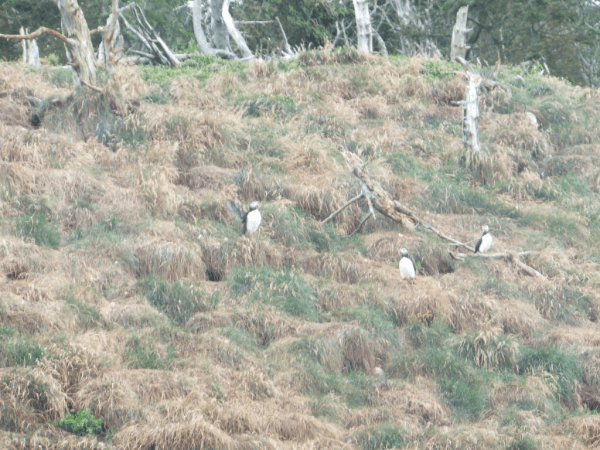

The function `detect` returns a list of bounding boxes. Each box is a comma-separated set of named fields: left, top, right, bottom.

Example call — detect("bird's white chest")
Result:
left=399, top=257, right=416, bottom=280
left=479, top=234, right=493, bottom=253
left=246, top=209, right=262, bottom=233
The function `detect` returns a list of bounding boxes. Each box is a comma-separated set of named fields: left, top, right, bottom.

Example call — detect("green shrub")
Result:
left=139, top=274, right=209, bottom=325
left=54, top=407, right=103, bottom=436
left=355, top=423, right=405, bottom=450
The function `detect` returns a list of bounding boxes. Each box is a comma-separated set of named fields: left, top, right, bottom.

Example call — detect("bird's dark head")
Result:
left=482, top=225, right=489, bottom=235
left=400, top=248, right=408, bottom=257
left=249, top=201, right=260, bottom=211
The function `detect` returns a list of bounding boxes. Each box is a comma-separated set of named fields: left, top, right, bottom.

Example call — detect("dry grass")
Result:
left=200, top=235, right=282, bottom=281
left=2, top=52, right=600, bottom=450
left=134, top=238, right=206, bottom=281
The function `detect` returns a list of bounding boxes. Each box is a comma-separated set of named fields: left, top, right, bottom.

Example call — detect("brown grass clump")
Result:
left=263, top=412, right=340, bottom=441
left=178, top=164, right=235, bottom=192
left=200, top=235, right=281, bottom=281
left=37, top=344, right=103, bottom=398
left=300, top=253, right=364, bottom=284
left=339, top=327, right=387, bottom=373
left=73, top=379, right=137, bottom=431
left=424, top=425, right=501, bottom=450
left=0, top=367, right=68, bottom=423
left=386, top=281, right=490, bottom=332
left=455, top=326, right=519, bottom=370
left=367, top=381, right=450, bottom=426
left=134, top=238, right=206, bottom=282
left=565, top=415, right=600, bottom=448
left=114, top=416, right=236, bottom=450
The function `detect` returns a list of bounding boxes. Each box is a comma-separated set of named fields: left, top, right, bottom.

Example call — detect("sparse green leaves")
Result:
left=53, top=407, right=103, bottom=436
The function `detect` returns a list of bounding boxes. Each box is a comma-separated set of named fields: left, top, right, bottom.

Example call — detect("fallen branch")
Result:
left=336, top=150, right=543, bottom=277
left=323, top=192, right=365, bottom=224
left=345, top=212, right=373, bottom=238
left=450, top=251, right=542, bottom=277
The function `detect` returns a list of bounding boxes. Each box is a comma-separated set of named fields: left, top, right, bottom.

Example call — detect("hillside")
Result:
left=2, top=49, right=600, bottom=450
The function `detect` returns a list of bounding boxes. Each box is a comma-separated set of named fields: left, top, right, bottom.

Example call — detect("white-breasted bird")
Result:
left=474, top=225, right=492, bottom=254
left=227, top=200, right=262, bottom=234
left=399, top=248, right=416, bottom=281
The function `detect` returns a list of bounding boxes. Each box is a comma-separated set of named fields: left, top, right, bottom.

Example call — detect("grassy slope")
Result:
left=1, top=49, right=600, bottom=449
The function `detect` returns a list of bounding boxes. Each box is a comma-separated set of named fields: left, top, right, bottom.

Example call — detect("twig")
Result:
left=322, top=192, right=364, bottom=224
left=80, top=80, right=103, bottom=93
left=345, top=212, right=373, bottom=238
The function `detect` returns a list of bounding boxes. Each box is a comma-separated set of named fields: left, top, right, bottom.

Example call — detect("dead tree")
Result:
left=353, top=0, right=373, bottom=54
left=325, top=151, right=543, bottom=277
left=0, top=0, right=99, bottom=90
left=450, top=6, right=470, bottom=62
left=222, top=0, right=253, bottom=58
left=20, top=27, right=41, bottom=67
left=458, top=64, right=482, bottom=153
left=120, top=3, right=182, bottom=66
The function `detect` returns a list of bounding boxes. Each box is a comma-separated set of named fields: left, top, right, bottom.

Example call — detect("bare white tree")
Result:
left=451, top=6, right=470, bottom=62
left=353, top=0, right=373, bottom=54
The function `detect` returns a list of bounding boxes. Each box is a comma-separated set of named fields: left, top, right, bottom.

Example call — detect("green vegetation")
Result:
left=123, top=334, right=176, bottom=370
left=138, top=274, right=210, bottom=325
left=14, top=197, right=60, bottom=249
left=355, top=424, right=406, bottom=450
left=0, top=336, right=45, bottom=367
left=518, top=347, right=581, bottom=407
left=53, top=407, right=103, bottom=436
left=229, top=266, right=321, bottom=321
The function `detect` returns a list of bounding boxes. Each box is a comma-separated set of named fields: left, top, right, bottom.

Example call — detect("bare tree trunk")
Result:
left=97, top=0, right=125, bottom=90
left=27, top=37, right=41, bottom=67
left=222, top=0, right=253, bottom=58
left=20, top=27, right=27, bottom=63
left=193, top=0, right=213, bottom=54
left=462, top=70, right=482, bottom=153
left=54, top=0, right=97, bottom=89
left=353, top=0, right=372, bottom=54
left=451, top=6, right=470, bottom=62
left=211, top=0, right=230, bottom=50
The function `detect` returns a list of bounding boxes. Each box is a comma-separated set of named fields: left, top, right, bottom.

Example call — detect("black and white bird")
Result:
left=227, top=200, right=262, bottom=234
left=399, top=248, right=416, bottom=281
left=474, top=225, right=492, bottom=254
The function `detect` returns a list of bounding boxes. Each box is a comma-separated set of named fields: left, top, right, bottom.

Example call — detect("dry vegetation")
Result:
left=1, top=49, right=600, bottom=449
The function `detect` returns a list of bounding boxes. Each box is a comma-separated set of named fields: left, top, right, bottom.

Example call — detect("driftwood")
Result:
left=327, top=150, right=543, bottom=277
